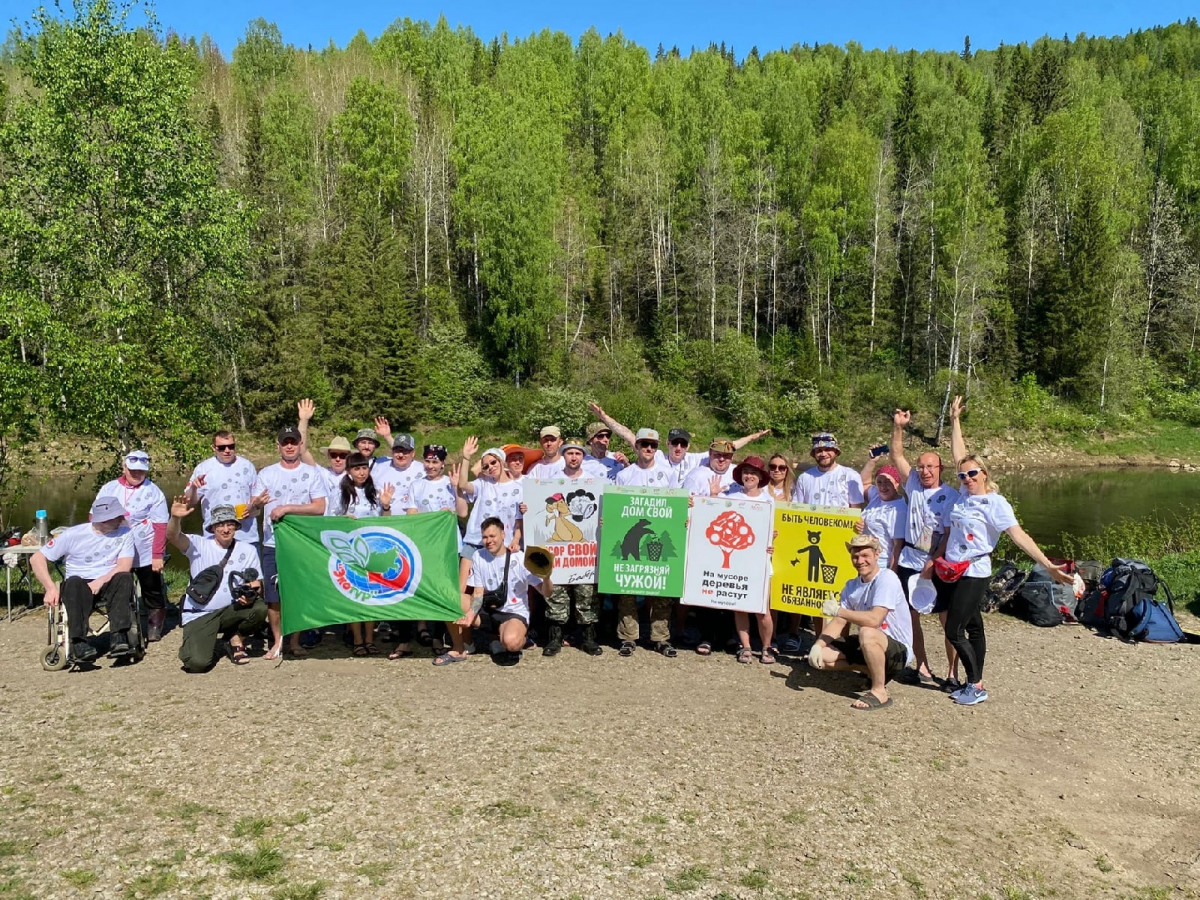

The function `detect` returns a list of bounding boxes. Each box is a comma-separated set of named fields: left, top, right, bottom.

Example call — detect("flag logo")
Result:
left=321, top=527, right=423, bottom=606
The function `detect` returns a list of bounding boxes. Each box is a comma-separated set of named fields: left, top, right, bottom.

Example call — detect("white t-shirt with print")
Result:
left=371, top=461, right=423, bottom=508
left=838, top=568, right=914, bottom=664
left=94, top=479, right=168, bottom=566
left=792, top=464, right=864, bottom=508
left=253, top=463, right=325, bottom=548
left=657, top=450, right=708, bottom=487
left=408, top=476, right=457, bottom=514
left=329, top=484, right=389, bottom=518
left=945, top=492, right=1018, bottom=579
left=528, top=457, right=566, bottom=479
left=582, top=454, right=623, bottom=481
left=180, top=535, right=262, bottom=624
left=860, top=491, right=907, bottom=569
left=615, top=460, right=673, bottom=488
left=897, top=472, right=957, bottom=570
left=468, top=546, right=543, bottom=624
left=463, top=477, right=524, bottom=545
left=317, top=466, right=346, bottom=516
left=40, top=522, right=135, bottom=581
left=189, top=456, right=260, bottom=542
left=682, top=465, right=736, bottom=497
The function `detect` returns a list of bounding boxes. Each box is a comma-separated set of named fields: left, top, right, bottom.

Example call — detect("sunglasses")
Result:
left=280, top=439, right=299, bottom=446
left=637, top=441, right=659, bottom=449
left=768, top=464, right=788, bottom=471
left=957, top=469, right=983, bottom=481
left=669, top=439, right=689, bottom=448
left=393, top=447, right=414, bottom=453
left=214, top=443, right=236, bottom=451
left=328, top=452, right=349, bottom=460
left=482, top=459, right=501, bottom=469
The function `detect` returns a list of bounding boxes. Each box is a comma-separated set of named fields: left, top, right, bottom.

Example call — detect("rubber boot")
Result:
left=580, top=623, right=602, bottom=656
left=542, top=623, right=563, bottom=656
left=146, top=608, right=167, bottom=642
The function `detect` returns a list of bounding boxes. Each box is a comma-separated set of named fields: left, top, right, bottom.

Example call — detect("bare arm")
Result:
left=731, top=428, right=771, bottom=451
left=890, top=409, right=912, bottom=483
left=860, top=453, right=880, bottom=489
left=1004, top=523, right=1073, bottom=584
left=587, top=401, right=636, bottom=448
left=165, top=496, right=193, bottom=554
left=834, top=604, right=888, bottom=629
left=949, top=396, right=968, bottom=466
left=30, top=553, right=58, bottom=606
left=458, top=437, right=478, bottom=498
left=297, top=399, right=317, bottom=467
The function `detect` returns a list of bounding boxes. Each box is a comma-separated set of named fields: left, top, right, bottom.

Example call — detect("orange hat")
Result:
left=502, top=443, right=544, bottom=474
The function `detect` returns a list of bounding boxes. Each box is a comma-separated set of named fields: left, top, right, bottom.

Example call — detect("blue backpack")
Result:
left=1080, top=558, right=1185, bottom=643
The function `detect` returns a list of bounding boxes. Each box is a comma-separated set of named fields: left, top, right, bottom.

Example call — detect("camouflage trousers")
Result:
left=546, top=583, right=599, bottom=625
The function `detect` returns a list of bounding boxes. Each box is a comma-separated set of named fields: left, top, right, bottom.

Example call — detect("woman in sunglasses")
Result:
left=765, top=454, right=794, bottom=502
left=931, top=451, right=1072, bottom=706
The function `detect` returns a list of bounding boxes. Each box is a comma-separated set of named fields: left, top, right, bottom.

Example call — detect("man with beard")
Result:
left=791, top=433, right=865, bottom=509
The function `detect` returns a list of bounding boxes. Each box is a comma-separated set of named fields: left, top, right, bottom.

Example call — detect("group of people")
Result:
left=30, top=396, right=1072, bottom=707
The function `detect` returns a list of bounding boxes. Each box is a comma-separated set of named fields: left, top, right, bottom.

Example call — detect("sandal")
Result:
left=696, top=641, right=712, bottom=657
left=760, top=648, right=777, bottom=665
left=364, top=642, right=380, bottom=656
left=851, top=692, right=893, bottom=711
left=432, top=652, right=469, bottom=666
left=387, top=645, right=413, bottom=660
left=352, top=644, right=369, bottom=657
left=417, top=628, right=434, bottom=646
left=736, top=647, right=754, bottom=664
left=619, top=640, right=636, bottom=657
left=653, top=641, right=678, bottom=658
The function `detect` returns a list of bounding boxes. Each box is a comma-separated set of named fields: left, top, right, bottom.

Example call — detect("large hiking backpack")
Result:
left=1001, top=567, right=1074, bottom=627
left=1078, top=558, right=1184, bottom=643
left=984, top=561, right=1027, bottom=613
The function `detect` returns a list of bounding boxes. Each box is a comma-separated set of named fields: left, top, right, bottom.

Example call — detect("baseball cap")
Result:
left=392, top=433, right=416, bottom=451
left=89, top=496, right=127, bottom=522
left=561, top=442, right=586, bottom=454
left=539, top=425, right=562, bottom=439
left=354, top=428, right=380, bottom=446
left=277, top=425, right=301, bottom=444
left=124, top=451, right=150, bottom=472
left=423, top=444, right=448, bottom=461
left=668, top=428, right=691, bottom=445
left=585, top=422, right=611, bottom=441
left=206, top=505, right=240, bottom=532
left=635, top=427, right=660, bottom=443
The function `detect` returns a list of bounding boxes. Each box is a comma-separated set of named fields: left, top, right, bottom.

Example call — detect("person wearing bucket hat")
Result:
left=31, top=496, right=137, bottom=664
left=791, top=432, right=865, bottom=509
left=855, top=456, right=908, bottom=572
left=682, top=439, right=737, bottom=497
left=581, top=421, right=627, bottom=480
left=588, top=401, right=770, bottom=487
left=166, top=496, right=266, bottom=671
left=806, top=532, right=914, bottom=710
left=184, top=429, right=261, bottom=544
left=94, top=449, right=171, bottom=640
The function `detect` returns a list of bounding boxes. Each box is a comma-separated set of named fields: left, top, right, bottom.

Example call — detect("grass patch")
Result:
left=355, top=862, right=392, bottom=886
left=160, top=800, right=217, bottom=822
left=281, top=811, right=310, bottom=827
left=632, top=852, right=654, bottom=868
left=781, top=810, right=808, bottom=825
left=233, top=816, right=273, bottom=838
left=59, top=869, right=96, bottom=889
left=642, top=813, right=668, bottom=826
left=222, top=841, right=285, bottom=882
left=841, top=864, right=872, bottom=886
left=739, top=867, right=770, bottom=889
left=664, top=864, right=709, bottom=893
left=1095, top=855, right=1113, bottom=873
left=484, top=799, right=534, bottom=819
left=272, top=882, right=327, bottom=900
left=127, top=868, right=179, bottom=897
left=901, top=868, right=926, bottom=897
left=0, top=843, right=29, bottom=860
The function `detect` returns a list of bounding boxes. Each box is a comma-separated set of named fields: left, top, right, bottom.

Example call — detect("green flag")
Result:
left=275, top=511, right=462, bottom=633
left=597, top=487, right=689, bottom=597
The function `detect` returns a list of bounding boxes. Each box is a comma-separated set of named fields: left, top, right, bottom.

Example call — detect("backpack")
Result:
left=1078, top=558, right=1183, bottom=643
left=984, top=560, right=1027, bottom=614
left=1002, top=568, right=1071, bottom=627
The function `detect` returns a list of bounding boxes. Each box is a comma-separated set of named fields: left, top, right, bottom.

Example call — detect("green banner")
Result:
left=597, top=487, right=689, bottom=597
left=275, top=511, right=462, bottom=633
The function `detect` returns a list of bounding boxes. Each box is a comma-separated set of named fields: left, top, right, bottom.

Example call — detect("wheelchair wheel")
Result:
left=41, top=644, right=69, bottom=671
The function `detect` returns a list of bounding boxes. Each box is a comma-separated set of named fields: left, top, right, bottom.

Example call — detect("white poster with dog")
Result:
left=681, top=495, right=774, bottom=613
left=522, top=478, right=604, bottom=584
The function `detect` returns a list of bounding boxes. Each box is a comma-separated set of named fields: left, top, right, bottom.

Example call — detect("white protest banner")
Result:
left=681, top=495, right=773, bottom=613
left=521, top=478, right=604, bottom=584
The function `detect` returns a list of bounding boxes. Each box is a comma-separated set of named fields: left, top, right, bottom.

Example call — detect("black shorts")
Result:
left=490, top=610, right=527, bottom=629
left=830, top=633, right=908, bottom=680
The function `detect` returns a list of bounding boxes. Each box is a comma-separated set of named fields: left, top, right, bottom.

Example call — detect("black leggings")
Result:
left=934, top=573, right=990, bottom=684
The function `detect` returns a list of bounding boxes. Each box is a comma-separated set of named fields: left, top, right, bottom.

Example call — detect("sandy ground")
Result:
left=0, top=609, right=1197, bottom=900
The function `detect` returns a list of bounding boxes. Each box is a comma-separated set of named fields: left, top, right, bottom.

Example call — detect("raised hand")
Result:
left=893, top=409, right=911, bottom=428
left=447, top=460, right=462, bottom=482
left=187, top=473, right=207, bottom=492
left=249, top=489, right=270, bottom=513
left=381, top=483, right=396, bottom=506
left=462, top=435, right=479, bottom=458
left=298, top=398, right=315, bottom=422
left=170, top=495, right=194, bottom=519
left=612, top=451, right=629, bottom=466
left=949, top=395, right=966, bottom=420
left=709, top=474, right=722, bottom=496
left=587, top=401, right=605, bottom=418
left=374, top=416, right=392, bottom=440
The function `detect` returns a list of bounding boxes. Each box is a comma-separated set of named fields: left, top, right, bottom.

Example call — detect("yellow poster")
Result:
left=770, top=503, right=862, bottom=616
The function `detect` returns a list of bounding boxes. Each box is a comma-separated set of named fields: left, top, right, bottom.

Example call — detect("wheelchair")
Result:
left=41, top=576, right=147, bottom=671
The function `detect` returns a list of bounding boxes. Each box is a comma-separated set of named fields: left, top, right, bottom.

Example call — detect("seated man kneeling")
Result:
left=465, top=517, right=550, bottom=666
left=808, top=533, right=915, bottom=710
left=32, top=496, right=137, bottom=663
left=167, top=498, right=267, bottom=672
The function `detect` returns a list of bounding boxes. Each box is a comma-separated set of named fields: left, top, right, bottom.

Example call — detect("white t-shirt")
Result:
left=860, top=492, right=907, bottom=569
left=839, top=568, right=914, bottom=664
left=468, top=547, right=543, bottom=624
left=791, top=464, right=864, bottom=508
left=583, top=454, right=623, bottom=481
left=40, top=523, right=135, bottom=581
left=180, top=535, right=262, bottom=624
left=189, top=456, right=259, bottom=542
left=408, top=476, right=457, bottom=514
left=615, top=460, right=673, bottom=488
left=898, top=472, right=957, bottom=570
left=528, top=457, right=566, bottom=479
left=682, top=465, right=736, bottom=497
left=329, top=483, right=389, bottom=518
left=657, top=450, right=708, bottom=487
left=94, top=479, right=168, bottom=566
left=317, top=466, right=346, bottom=515
left=463, top=477, right=523, bottom=545
left=945, top=492, right=1018, bottom=578
left=253, top=462, right=325, bottom=548
left=371, top=461, right=423, bottom=506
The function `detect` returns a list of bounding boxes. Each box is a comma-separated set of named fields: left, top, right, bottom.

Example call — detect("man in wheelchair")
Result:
left=167, top=498, right=266, bottom=671
left=31, top=496, right=136, bottom=663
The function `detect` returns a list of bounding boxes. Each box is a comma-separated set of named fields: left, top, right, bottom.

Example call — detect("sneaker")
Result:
left=619, top=640, right=636, bottom=657
left=496, top=650, right=521, bottom=667
left=954, top=684, right=990, bottom=706
left=109, top=631, right=131, bottom=656
left=71, top=640, right=98, bottom=663
left=941, top=677, right=963, bottom=695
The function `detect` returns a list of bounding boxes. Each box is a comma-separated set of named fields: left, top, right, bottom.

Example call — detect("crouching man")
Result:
left=167, top=498, right=267, bottom=672
left=465, top=517, right=550, bottom=667
left=808, top=534, right=915, bottom=710
left=31, top=496, right=136, bottom=664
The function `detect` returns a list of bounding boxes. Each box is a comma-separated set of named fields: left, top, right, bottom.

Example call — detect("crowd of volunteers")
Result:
left=29, top=396, right=1073, bottom=708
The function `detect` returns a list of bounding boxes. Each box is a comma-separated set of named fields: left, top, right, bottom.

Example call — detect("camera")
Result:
left=869, top=444, right=888, bottom=459
left=228, top=568, right=263, bottom=608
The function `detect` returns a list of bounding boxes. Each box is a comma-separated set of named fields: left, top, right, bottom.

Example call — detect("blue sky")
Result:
left=7, top=1, right=1197, bottom=58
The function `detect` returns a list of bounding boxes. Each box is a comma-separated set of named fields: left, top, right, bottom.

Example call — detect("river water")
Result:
left=7, top=465, right=1200, bottom=556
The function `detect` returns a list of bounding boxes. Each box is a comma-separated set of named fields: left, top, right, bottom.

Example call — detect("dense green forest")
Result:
left=5, top=0, right=1200, bottom=472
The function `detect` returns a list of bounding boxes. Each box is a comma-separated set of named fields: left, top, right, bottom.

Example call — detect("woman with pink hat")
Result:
left=857, top=454, right=908, bottom=572
left=726, top=455, right=777, bottom=665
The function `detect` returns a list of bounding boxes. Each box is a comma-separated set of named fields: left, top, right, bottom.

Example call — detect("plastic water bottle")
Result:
left=34, top=510, right=48, bottom=545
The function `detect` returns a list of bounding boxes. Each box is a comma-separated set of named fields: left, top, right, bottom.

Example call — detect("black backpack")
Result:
left=1002, top=567, right=1071, bottom=627
left=1078, top=558, right=1161, bottom=638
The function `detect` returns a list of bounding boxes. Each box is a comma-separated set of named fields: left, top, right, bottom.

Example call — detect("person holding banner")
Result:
left=466, top=517, right=551, bottom=666
left=682, top=439, right=737, bottom=496
left=808, top=534, right=914, bottom=710
left=727, top=456, right=776, bottom=664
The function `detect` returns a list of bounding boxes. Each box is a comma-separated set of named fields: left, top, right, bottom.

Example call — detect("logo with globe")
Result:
left=321, top=527, right=423, bottom=606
